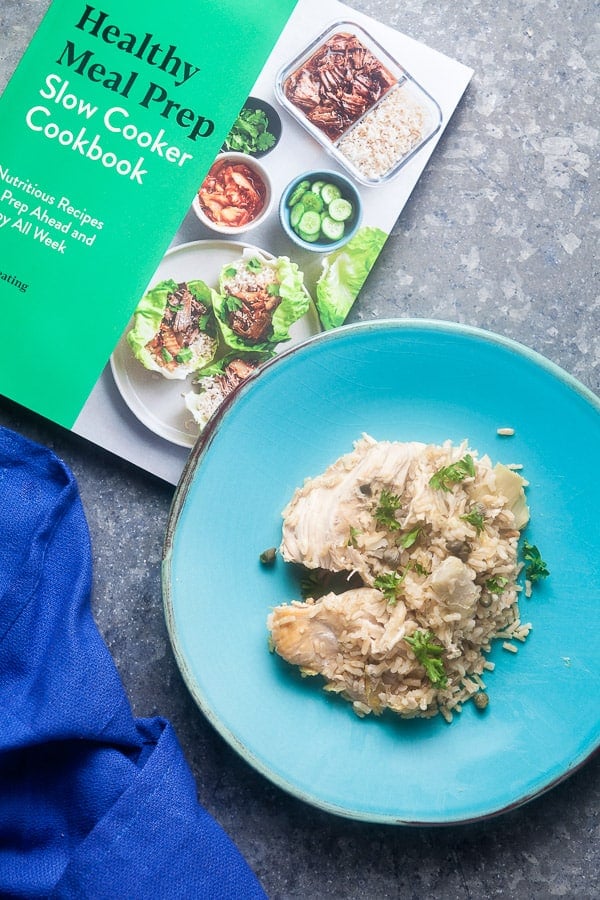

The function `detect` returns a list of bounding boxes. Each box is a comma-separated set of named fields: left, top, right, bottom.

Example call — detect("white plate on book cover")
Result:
left=110, top=240, right=320, bottom=447
left=163, top=319, right=600, bottom=824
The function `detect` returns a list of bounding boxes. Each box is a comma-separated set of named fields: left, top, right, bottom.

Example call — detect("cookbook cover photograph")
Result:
left=0, top=0, right=473, bottom=483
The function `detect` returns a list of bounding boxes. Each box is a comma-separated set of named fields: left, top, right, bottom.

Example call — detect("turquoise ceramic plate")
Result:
left=163, top=320, right=600, bottom=824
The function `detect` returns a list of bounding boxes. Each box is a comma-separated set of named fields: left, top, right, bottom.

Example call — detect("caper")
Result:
left=259, top=547, right=277, bottom=566
left=447, top=540, right=471, bottom=561
left=473, top=692, right=489, bottom=710
left=382, top=547, right=402, bottom=567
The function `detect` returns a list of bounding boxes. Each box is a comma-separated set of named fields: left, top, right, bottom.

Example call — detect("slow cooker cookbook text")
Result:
left=22, top=3, right=216, bottom=185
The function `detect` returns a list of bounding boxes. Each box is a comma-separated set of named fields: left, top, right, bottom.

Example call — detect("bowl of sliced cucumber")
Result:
left=279, top=170, right=362, bottom=252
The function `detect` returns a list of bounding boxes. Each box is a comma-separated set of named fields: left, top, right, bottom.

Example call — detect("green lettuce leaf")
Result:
left=315, top=227, right=388, bottom=330
left=213, top=252, right=310, bottom=351
left=196, top=349, right=274, bottom=378
left=126, top=279, right=218, bottom=380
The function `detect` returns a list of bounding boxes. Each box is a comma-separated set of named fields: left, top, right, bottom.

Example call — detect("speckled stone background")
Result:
left=1, top=1, right=598, bottom=897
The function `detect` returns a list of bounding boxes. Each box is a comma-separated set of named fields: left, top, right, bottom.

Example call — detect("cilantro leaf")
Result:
left=224, top=294, right=242, bottom=315
left=485, top=575, right=509, bottom=594
left=374, top=572, right=403, bottom=604
left=461, top=508, right=485, bottom=533
left=256, top=131, right=276, bottom=151
left=224, top=107, right=277, bottom=155
left=399, top=526, right=421, bottom=549
left=404, top=630, right=448, bottom=688
left=374, top=489, right=402, bottom=531
left=522, top=540, right=549, bottom=583
left=429, top=454, right=476, bottom=492
left=347, top=526, right=361, bottom=548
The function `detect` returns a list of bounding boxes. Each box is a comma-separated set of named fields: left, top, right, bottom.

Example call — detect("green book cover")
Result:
left=0, top=0, right=297, bottom=424
left=0, top=0, right=473, bottom=483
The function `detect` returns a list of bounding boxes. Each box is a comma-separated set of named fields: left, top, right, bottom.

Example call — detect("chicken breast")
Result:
left=280, top=434, right=426, bottom=579
left=268, top=587, right=433, bottom=716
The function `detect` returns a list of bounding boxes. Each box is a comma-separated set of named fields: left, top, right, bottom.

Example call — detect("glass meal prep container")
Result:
left=275, top=21, right=443, bottom=186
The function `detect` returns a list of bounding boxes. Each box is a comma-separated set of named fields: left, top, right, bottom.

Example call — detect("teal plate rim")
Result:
left=163, top=318, right=600, bottom=825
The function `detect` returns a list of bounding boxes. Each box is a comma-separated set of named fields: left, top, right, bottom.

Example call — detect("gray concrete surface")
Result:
left=1, top=1, right=598, bottom=897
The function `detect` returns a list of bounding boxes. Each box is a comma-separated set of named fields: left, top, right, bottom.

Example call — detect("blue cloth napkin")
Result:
left=0, top=426, right=267, bottom=899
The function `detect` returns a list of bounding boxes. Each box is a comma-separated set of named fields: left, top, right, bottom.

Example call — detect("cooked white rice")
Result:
left=336, top=84, right=426, bottom=180
left=184, top=377, right=227, bottom=430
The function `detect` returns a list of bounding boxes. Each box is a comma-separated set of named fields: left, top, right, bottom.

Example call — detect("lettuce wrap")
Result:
left=212, top=250, right=309, bottom=351
left=127, top=279, right=218, bottom=380
left=315, top=227, right=388, bottom=330
left=184, top=350, right=274, bottom=430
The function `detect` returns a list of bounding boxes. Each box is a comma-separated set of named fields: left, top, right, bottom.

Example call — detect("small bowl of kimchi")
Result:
left=193, top=152, right=272, bottom=234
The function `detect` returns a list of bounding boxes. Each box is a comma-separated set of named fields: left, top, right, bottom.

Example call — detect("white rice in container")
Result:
left=336, top=84, right=427, bottom=180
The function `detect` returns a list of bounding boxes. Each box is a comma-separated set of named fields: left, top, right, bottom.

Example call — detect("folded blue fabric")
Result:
left=0, top=426, right=267, bottom=899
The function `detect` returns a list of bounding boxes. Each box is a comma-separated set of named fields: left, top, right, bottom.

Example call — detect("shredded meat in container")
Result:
left=267, top=435, right=532, bottom=722
left=284, top=31, right=397, bottom=141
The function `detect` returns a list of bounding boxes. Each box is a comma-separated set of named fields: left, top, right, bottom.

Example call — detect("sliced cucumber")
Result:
left=302, top=191, right=324, bottom=213
left=287, top=175, right=357, bottom=244
left=321, top=182, right=342, bottom=205
left=320, top=216, right=345, bottom=241
left=297, top=228, right=321, bottom=243
left=289, top=201, right=305, bottom=229
left=297, top=210, right=321, bottom=236
left=287, top=180, right=310, bottom=206
left=328, top=198, right=353, bottom=222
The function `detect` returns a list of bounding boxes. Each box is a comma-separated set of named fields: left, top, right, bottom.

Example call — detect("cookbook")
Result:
left=0, top=0, right=473, bottom=483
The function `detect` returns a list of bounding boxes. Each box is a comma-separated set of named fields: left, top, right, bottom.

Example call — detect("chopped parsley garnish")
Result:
left=347, top=526, right=361, bottom=548
left=266, top=283, right=281, bottom=297
left=374, top=564, right=414, bottom=605
left=429, top=454, right=476, bottom=492
left=485, top=575, right=509, bottom=594
left=461, top=508, right=485, bottom=533
left=374, top=489, right=402, bottom=531
left=522, top=540, right=549, bottom=583
left=222, top=265, right=237, bottom=279
left=404, top=630, right=448, bottom=689
left=399, top=526, right=421, bottom=549
left=374, top=572, right=403, bottom=604
left=246, top=256, right=263, bottom=272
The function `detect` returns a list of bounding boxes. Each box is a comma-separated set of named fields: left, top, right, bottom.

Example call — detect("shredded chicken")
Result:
left=280, top=437, right=425, bottom=580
